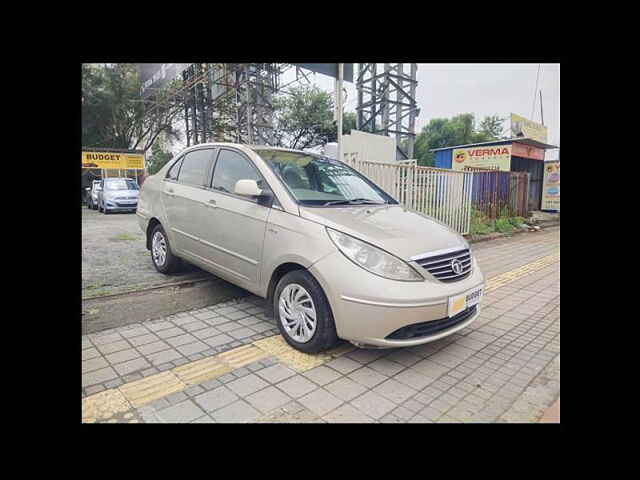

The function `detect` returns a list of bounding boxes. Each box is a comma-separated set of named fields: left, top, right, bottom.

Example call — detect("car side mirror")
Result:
left=234, top=179, right=262, bottom=197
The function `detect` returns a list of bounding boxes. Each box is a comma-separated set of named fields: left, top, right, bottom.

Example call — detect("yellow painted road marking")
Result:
left=82, top=251, right=559, bottom=421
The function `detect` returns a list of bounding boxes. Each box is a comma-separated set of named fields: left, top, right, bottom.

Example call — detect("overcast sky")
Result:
left=281, top=63, right=560, bottom=159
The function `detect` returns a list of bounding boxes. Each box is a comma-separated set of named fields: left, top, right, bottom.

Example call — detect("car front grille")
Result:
left=413, top=248, right=472, bottom=282
left=385, top=306, right=477, bottom=340
left=115, top=202, right=137, bottom=207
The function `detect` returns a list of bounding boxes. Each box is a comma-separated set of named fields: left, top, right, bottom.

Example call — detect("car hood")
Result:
left=299, top=204, right=467, bottom=260
left=103, top=189, right=139, bottom=199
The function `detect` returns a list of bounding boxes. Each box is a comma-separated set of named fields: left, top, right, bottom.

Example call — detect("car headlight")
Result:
left=326, top=227, right=423, bottom=282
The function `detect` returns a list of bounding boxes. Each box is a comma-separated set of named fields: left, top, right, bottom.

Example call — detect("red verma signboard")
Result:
left=451, top=145, right=512, bottom=171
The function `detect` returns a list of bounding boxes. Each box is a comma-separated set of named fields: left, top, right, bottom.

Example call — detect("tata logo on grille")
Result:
left=451, top=259, right=463, bottom=275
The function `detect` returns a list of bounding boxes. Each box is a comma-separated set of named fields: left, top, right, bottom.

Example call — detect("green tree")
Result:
left=414, top=113, right=505, bottom=166
left=342, top=112, right=357, bottom=135
left=273, top=85, right=356, bottom=149
left=477, top=115, right=505, bottom=140
left=146, top=133, right=175, bottom=174
left=82, top=63, right=183, bottom=152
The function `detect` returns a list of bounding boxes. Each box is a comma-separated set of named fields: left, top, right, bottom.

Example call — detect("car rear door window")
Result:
left=211, top=149, right=264, bottom=195
left=178, top=149, right=213, bottom=187
left=166, top=157, right=183, bottom=181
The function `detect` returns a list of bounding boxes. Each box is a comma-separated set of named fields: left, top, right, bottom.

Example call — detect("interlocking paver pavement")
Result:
left=82, top=227, right=560, bottom=422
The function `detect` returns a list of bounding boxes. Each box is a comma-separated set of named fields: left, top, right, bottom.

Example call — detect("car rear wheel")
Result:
left=274, top=270, right=338, bottom=353
left=150, top=224, right=181, bottom=274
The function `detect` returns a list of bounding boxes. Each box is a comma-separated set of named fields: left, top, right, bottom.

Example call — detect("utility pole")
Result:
left=539, top=90, right=544, bottom=125
left=336, top=63, right=344, bottom=162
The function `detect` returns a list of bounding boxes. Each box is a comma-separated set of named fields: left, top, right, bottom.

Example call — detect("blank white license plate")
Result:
left=448, top=286, right=483, bottom=318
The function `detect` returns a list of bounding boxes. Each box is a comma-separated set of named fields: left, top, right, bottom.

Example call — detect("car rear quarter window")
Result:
left=177, top=149, right=214, bottom=186
left=211, top=149, right=264, bottom=194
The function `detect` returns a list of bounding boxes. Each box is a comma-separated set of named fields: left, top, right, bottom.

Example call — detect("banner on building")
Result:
left=82, top=151, right=145, bottom=170
left=451, top=145, right=512, bottom=171
left=541, top=161, right=560, bottom=211
left=138, top=63, right=190, bottom=99
left=512, top=142, right=545, bottom=160
left=510, top=113, right=548, bottom=144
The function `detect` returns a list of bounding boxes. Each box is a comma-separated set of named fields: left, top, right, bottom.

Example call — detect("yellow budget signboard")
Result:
left=451, top=145, right=512, bottom=171
left=81, top=151, right=145, bottom=170
left=510, top=113, right=548, bottom=144
left=541, top=161, right=560, bottom=211
left=125, top=154, right=145, bottom=169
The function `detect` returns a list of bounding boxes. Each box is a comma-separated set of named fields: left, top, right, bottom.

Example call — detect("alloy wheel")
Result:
left=278, top=283, right=317, bottom=343
left=152, top=231, right=167, bottom=267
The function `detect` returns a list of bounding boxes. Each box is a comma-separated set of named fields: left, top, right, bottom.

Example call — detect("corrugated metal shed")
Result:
left=430, top=137, right=558, bottom=212
left=434, top=149, right=453, bottom=169
left=430, top=137, right=557, bottom=152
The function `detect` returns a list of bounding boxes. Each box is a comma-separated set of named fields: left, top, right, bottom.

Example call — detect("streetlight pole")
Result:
left=337, top=63, right=344, bottom=162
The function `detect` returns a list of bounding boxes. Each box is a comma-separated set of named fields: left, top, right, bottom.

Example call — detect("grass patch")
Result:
left=495, top=218, right=514, bottom=233
left=110, top=233, right=140, bottom=242
left=470, top=208, right=528, bottom=237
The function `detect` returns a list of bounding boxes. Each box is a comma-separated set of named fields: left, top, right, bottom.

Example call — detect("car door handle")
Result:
left=165, top=188, right=175, bottom=196
left=207, top=199, right=217, bottom=208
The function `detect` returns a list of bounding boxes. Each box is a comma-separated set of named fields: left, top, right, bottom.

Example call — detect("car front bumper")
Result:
left=104, top=201, right=138, bottom=212
left=309, top=251, right=485, bottom=348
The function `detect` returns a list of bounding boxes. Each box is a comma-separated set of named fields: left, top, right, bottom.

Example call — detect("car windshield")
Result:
left=105, top=179, right=138, bottom=191
left=253, top=149, right=397, bottom=206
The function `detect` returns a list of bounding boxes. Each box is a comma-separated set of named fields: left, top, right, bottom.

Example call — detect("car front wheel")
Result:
left=274, top=270, right=338, bottom=353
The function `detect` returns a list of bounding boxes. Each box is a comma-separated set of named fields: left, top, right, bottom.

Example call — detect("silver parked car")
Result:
left=98, top=178, right=140, bottom=214
left=137, top=144, right=484, bottom=353
left=86, top=180, right=102, bottom=210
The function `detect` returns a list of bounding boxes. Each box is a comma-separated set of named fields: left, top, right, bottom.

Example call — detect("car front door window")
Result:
left=212, top=149, right=265, bottom=196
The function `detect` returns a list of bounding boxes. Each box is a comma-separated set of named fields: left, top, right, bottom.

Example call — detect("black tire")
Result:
left=274, top=270, right=338, bottom=353
left=149, top=223, right=181, bottom=274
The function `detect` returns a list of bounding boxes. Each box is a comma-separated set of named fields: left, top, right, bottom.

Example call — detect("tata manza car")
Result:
left=136, top=144, right=484, bottom=353
left=98, top=177, right=140, bottom=214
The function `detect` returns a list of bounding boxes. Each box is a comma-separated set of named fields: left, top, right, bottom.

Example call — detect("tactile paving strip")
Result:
left=484, top=252, right=559, bottom=293
left=118, top=371, right=186, bottom=408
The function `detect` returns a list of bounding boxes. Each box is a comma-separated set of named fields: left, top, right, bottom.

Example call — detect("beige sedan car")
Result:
left=137, top=143, right=484, bottom=353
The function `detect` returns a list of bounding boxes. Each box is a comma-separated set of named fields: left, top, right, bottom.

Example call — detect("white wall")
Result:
left=342, top=130, right=396, bottom=164
left=306, top=130, right=397, bottom=163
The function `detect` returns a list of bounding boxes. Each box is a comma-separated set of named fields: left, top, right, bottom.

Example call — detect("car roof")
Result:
left=178, top=142, right=313, bottom=156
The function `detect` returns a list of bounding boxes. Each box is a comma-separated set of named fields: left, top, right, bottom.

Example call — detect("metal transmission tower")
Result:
left=182, top=63, right=214, bottom=146
left=233, top=63, right=280, bottom=145
left=356, top=63, right=419, bottom=160
left=181, top=63, right=280, bottom=147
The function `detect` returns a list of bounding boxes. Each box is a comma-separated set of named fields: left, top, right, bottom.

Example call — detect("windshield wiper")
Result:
left=323, top=198, right=386, bottom=206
